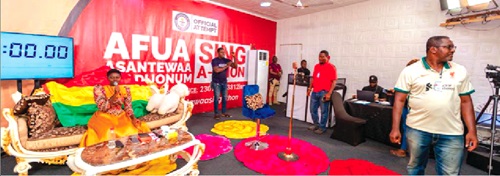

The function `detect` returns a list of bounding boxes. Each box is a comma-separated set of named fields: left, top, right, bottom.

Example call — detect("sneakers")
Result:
left=308, top=125, right=319, bottom=131
left=314, top=128, right=326, bottom=134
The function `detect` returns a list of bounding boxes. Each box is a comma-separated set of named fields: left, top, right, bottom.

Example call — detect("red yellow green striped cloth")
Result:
left=44, top=81, right=152, bottom=127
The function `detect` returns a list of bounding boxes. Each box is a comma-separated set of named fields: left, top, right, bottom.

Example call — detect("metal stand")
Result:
left=245, top=119, right=269, bottom=150
left=477, top=88, right=500, bottom=124
left=278, top=69, right=299, bottom=162
left=16, top=79, right=42, bottom=95
left=477, top=87, right=499, bottom=175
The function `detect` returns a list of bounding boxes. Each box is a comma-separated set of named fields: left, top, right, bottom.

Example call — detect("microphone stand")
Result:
left=278, top=67, right=299, bottom=162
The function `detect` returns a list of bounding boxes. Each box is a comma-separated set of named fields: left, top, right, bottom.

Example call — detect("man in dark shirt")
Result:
left=362, top=75, right=387, bottom=100
left=268, top=56, right=283, bottom=105
left=282, top=60, right=311, bottom=98
left=297, top=60, right=310, bottom=76
left=211, top=47, right=237, bottom=120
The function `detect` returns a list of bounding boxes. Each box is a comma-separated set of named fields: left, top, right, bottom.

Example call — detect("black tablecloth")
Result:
left=344, top=100, right=399, bottom=148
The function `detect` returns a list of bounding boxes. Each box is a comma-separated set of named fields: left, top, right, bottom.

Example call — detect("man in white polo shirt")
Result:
left=389, top=36, right=478, bottom=175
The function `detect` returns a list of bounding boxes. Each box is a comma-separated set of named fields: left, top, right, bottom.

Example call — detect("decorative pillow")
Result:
left=26, top=100, right=57, bottom=137
left=245, top=93, right=264, bottom=110
left=25, top=94, right=51, bottom=105
left=13, top=94, right=51, bottom=115
left=13, top=97, right=29, bottom=115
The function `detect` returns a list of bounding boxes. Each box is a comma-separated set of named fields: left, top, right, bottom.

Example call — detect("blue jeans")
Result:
left=406, top=127, right=465, bottom=175
left=401, top=107, right=408, bottom=151
left=211, top=82, right=227, bottom=115
left=309, top=90, right=330, bottom=130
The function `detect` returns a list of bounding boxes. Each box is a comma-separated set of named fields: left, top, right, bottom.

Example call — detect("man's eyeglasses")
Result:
left=437, top=45, right=457, bottom=50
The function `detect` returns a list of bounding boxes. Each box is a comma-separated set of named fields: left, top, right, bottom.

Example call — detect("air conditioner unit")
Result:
left=246, top=50, right=269, bottom=104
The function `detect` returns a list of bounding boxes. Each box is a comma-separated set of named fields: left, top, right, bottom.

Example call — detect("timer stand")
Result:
left=16, top=79, right=42, bottom=95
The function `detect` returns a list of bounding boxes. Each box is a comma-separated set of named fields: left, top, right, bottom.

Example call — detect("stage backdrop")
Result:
left=58, top=0, right=276, bottom=114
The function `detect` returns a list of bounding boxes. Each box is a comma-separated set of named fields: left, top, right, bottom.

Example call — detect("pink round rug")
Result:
left=185, top=134, right=232, bottom=161
left=234, top=135, right=329, bottom=175
left=329, top=159, right=400, bottom=175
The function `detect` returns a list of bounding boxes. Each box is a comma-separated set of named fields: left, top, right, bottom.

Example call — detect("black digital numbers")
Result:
left=7, top=43, right=68, bottom=59
left=25, top=44, right=36, bottom=58
left=9, top=43, right=22, bottom=57
left=45, top=45, right=56, bottom=59
left=58, top=46, right=68, bottom=59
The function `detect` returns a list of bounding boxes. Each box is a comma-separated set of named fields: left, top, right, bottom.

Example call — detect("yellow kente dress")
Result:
left=80, top=85, right=150, bottom=147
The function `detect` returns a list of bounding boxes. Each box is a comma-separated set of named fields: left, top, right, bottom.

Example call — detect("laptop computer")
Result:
left=357, top=90, right=375, bottom=102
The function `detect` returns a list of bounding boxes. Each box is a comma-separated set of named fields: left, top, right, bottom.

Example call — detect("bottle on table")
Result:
left=108, top=127, right=116, bottom=149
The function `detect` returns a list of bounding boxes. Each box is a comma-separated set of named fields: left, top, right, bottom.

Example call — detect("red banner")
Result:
left=64, top=0, right=277, bottom=114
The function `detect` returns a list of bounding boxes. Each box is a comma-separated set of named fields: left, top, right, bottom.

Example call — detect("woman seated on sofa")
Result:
left=80, top=69, right=150, bottom=147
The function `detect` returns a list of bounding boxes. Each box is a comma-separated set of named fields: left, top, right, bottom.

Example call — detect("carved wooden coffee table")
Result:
left=67, top=129, right=205, bottom=176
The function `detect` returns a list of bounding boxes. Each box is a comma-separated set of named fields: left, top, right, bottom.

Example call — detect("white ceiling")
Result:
left=208, top=0, right=369, bottom=20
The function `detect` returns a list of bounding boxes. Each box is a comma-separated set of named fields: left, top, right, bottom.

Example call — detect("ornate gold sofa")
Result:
left=1, top=99, right=193, bottom=175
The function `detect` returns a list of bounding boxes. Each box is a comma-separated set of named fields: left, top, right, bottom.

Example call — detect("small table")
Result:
left=68, top=129, right=205, bottom=176
left=344, top=99, right=398, bottom=148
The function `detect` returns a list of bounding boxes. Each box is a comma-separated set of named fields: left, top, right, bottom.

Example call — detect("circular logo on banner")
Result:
left=174, top=13, right=190, bottom=31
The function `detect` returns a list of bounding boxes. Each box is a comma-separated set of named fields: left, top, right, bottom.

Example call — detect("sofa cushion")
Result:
left=26, top=134, right=84, bottom=151
left=30, top=126, right=87, bottom=140
left=141, top=112, right=178, bottom=122
left=27, top=101, right=57, bottom=137
left=141, top=113, right=182, bottom=129
left=35, top=145, right=79, bottom=152
left=26, top=126, right=86, bottom=150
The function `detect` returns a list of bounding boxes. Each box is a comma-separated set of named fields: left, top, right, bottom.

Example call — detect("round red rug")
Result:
left=234, top=135, right=329, bottom=175
left=185, top=134, right=233, bottom=161
left=329, top=159, right=400, bottom=175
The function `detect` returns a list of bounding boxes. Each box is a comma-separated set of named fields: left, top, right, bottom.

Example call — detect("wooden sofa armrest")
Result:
left=2, top=108, right=25, bottom=152
left=169, top=100, right=194, bottom=130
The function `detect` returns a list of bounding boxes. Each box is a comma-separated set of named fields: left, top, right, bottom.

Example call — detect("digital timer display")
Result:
left=1, top=32, right=74, bottom=80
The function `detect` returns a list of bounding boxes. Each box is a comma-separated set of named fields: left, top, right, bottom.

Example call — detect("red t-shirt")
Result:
left=269, top=63, right=282, bottom=80
left=311, top=63, right=337, bottom=92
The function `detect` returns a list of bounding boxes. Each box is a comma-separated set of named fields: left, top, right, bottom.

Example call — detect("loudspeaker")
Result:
left=466, top=147, right=500, bottom=174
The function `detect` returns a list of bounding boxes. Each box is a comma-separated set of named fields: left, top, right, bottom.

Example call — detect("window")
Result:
left=441, top=0, right=495, bottom=10
left=467, top=0, right=492, bottom=6
left=446, top=0, right=461, bottom=9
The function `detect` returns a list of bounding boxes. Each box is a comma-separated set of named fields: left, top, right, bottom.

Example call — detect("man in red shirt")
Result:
left=307, top=50, right=337, bottom=134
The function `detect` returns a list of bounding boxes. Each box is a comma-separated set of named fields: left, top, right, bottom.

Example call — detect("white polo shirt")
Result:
left=394, top=57, right=475, bottom=135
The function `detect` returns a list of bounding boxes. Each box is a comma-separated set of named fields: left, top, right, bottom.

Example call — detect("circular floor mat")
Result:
left=234, top=135, right=329, bottom=175
left=329, top=159, right=400, bottom=175
left=211, top=120, right=269, bottom=139
left=185, top=134, right=232, bottom=160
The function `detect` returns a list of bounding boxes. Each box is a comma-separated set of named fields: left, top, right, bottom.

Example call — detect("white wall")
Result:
left=276, top=0, right=500, bottom=110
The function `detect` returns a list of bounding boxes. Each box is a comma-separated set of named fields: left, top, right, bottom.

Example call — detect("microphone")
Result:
left=112, top=81, right=119, bottom=95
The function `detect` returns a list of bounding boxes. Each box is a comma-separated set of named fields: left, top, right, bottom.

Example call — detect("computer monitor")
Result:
left=357, top=90, right=375, bottom=102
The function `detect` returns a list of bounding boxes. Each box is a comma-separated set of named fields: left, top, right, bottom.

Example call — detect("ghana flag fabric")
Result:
left=44, top=66, right=153, bottom=127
